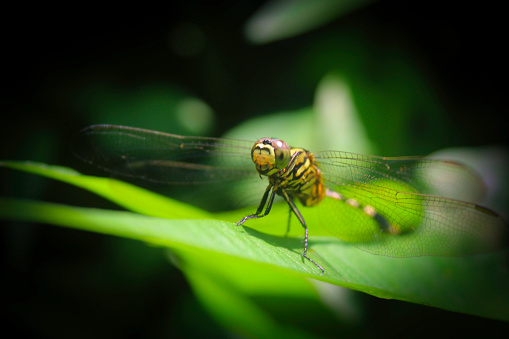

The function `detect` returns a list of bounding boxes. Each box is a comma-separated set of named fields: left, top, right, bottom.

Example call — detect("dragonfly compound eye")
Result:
left=273, top=139, right=291, bottom=169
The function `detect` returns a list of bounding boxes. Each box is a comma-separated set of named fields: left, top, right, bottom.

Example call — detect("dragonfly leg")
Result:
left=236, top=185, right=276, bottom=226
left=281, top=190, right=325, bottom=275
left=285, top=206, right=292, bottom=237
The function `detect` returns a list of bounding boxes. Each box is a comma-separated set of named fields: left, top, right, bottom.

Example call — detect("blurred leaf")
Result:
left=429, top=146, right=509, bottom=220
left=1, top=161, right=509, bottom=321
left=224, top=75, right=374, bottom=154
left=313, top=74, right=375, bottom=153
left=178, top=249, right=329, bottom=339
left=297, top=28, right=452, bottom=156
left=245, top=0, right=375, bottom=44
left=73, top=83, right=216, bottom=136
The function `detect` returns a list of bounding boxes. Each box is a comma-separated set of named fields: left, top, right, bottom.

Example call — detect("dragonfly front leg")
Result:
left=281, top=189, right=325, bottom=275
left=237, top=185, right=276, bottom=226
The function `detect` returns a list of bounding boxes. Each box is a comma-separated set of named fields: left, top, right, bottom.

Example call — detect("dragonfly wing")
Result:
left=72, top=125, right=256, bottom=184
left=314, top=151, right=486, bottom=202
left=314, top=151, right=508, bottom=256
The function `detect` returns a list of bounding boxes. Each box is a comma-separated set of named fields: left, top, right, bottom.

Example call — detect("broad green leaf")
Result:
left=1, top=161, right=508, bottom=321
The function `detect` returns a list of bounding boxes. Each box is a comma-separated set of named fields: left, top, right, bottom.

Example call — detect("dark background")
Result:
left=2, top=1, right=507, bottom=337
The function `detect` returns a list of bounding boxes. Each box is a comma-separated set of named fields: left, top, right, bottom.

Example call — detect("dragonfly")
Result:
left=72, top=125, right=508, bottom=275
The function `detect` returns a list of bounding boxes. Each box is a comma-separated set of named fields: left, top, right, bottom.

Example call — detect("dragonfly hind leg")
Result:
left=281, top=190, right=325, bottom=275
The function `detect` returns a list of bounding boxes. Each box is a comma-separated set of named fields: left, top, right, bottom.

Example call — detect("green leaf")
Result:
left=1, top=160, right=508, bottom=322
left=0, top=161, right=207, bottom=219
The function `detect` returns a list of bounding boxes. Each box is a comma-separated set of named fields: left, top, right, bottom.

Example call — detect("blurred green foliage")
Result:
left=2, top=0, right=508, bottom=338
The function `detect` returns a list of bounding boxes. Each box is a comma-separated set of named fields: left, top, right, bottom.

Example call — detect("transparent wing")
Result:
left=314, top=151, right=508, bottom=256
left=72, top=125, right=268, bottom=211
left=72, top=125, right=256, bottom=184
left=315, top=150, right=486, bottom=201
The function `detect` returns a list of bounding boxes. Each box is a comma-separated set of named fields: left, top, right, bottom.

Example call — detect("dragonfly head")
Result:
left=251, top=138, right=291, bottom=176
